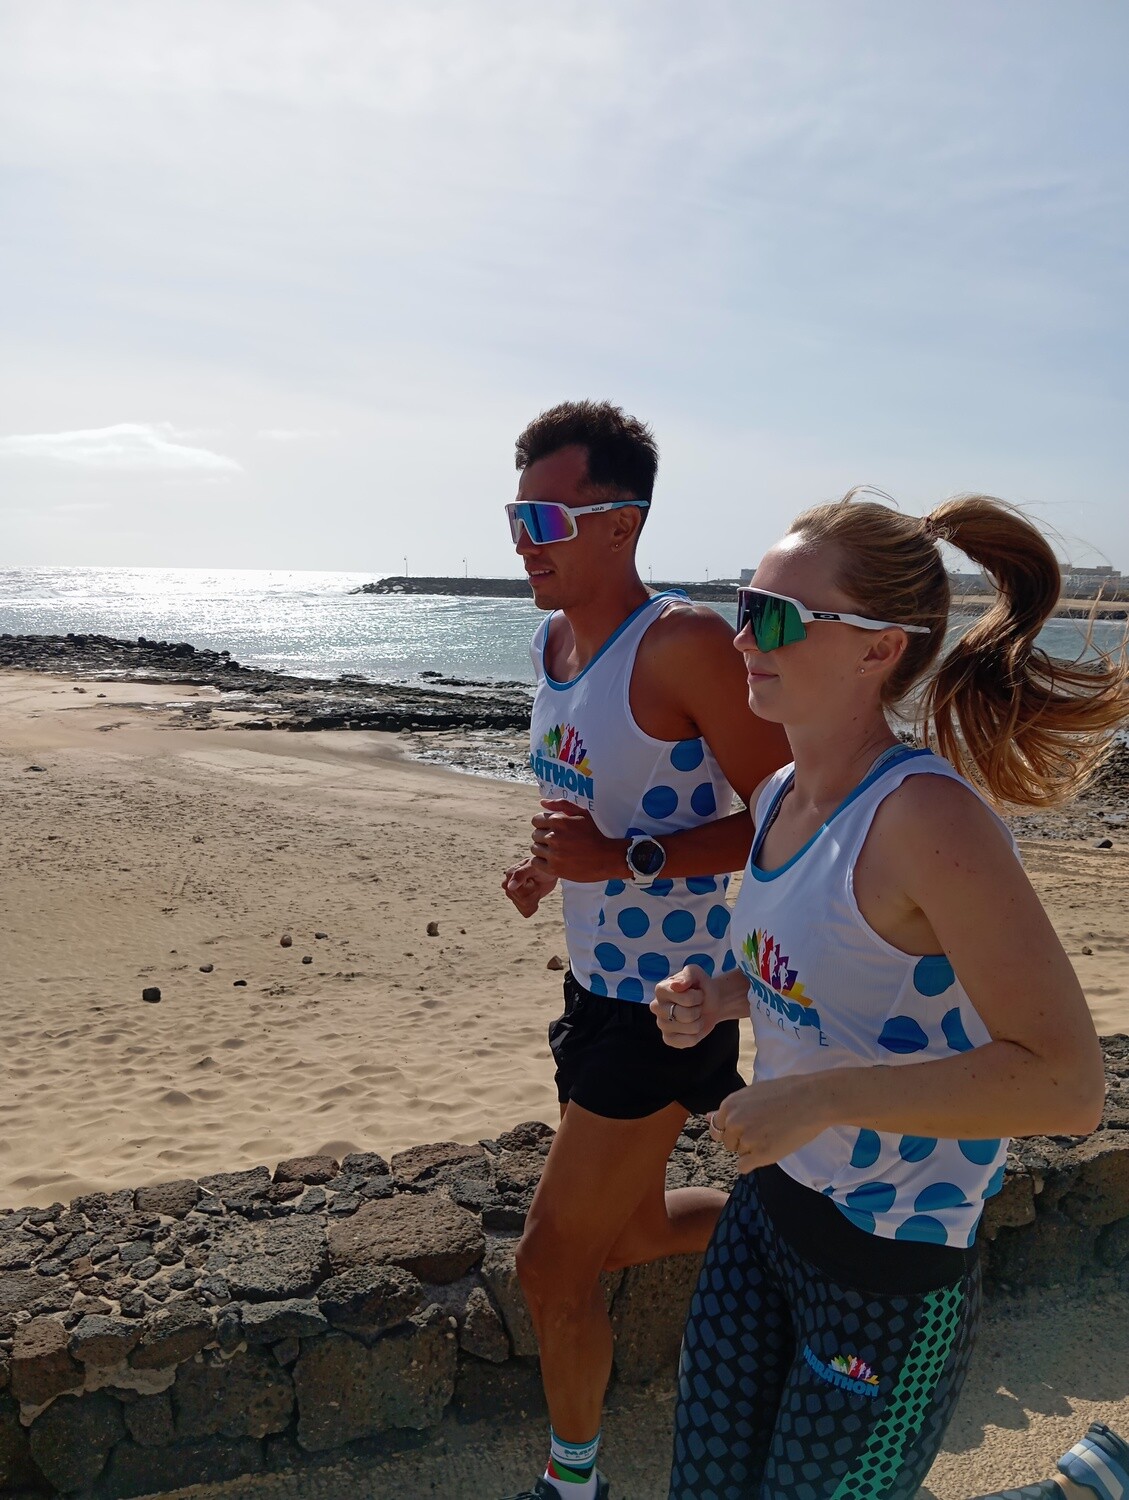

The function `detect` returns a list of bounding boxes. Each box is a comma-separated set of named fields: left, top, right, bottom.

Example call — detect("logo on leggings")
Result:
left=530, top=723, right=594, bottom=801
left=803, top=1346, right=882, bottom=1398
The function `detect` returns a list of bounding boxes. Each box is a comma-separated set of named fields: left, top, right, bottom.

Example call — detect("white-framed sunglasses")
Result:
left=506, top=499, right=649, bottom=545
left=736, top=587, right=931, bottom=653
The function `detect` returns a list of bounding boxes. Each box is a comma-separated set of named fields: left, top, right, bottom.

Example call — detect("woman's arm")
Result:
left=712, top=776, right=1106, bottom=1168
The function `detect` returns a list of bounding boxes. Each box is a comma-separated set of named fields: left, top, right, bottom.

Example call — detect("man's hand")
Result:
left=651, top=966, right=717, bottom=1048
left=530, top=799, right=624, bottom=883
left=502, top=857, right=558, bottom=918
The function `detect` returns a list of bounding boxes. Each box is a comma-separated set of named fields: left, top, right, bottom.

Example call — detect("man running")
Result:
left=500, top=400, right=788, bottom=1500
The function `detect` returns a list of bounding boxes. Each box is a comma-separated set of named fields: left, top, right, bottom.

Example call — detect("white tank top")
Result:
left=529, top=593, right=738, bottom=1003
left=731, top=747, right=1013, bottom=1248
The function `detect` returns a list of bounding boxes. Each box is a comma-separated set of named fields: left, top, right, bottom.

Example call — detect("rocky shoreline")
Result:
left=1, top=630, right=1126, bottom=832
left=0, top=634, right=533, bottom=737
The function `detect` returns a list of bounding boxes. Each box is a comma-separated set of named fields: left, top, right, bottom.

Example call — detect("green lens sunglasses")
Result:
left=736, top=587, right=931, bottom=652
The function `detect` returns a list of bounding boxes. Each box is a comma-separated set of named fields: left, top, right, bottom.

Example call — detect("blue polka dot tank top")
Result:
left=730, top=748, right=1013, bottom=1248
left=529, top=593, right=739, bottom=1004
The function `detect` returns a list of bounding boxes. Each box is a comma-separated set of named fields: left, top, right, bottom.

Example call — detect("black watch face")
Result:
left=631, top=839, right=665, bottom=876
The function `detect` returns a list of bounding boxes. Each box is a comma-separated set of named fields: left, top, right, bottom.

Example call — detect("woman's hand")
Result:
left=709, top=1076, right=829, bottom=1173
left=651, top=965, right=722, bottom=1048
left=652, top=964, right=752, bottom=1048
left=501, top=857, right=558, bottom=918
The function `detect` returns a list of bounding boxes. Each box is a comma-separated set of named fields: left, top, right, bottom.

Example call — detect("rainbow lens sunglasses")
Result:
left=736, top=587, right=930, bottom=652
left=506, top=499, right=649, bottom=546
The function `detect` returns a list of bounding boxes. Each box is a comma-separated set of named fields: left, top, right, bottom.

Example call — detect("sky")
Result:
left=1, top=1, right=1126, bottom=579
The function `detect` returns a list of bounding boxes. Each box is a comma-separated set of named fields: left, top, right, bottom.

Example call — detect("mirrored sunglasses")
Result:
left=506, top=499, right=649, bottom=546
left=736, top=587, right=931, bottom=653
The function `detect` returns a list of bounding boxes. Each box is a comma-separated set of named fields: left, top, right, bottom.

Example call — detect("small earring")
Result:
left=858, top=667, right=866, bottom=675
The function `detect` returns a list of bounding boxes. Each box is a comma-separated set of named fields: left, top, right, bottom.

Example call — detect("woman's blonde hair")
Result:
left=787, top=490, right=1129, bottom=808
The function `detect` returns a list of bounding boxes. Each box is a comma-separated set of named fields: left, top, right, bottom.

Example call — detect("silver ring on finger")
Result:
left=669, top=1001, right=677, bottom=1022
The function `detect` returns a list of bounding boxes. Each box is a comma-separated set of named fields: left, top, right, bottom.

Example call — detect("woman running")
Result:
left=652, top=491, right=1128, bottom=1500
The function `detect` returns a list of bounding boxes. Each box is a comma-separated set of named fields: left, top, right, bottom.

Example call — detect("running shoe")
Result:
left=1057, top=1423, right=1129, bottom=1500
left=501, top=1478, right=610, bottom=1500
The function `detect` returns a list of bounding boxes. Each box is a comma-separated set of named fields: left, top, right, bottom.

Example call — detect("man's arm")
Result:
left=531, top=605, right=789, bottom=883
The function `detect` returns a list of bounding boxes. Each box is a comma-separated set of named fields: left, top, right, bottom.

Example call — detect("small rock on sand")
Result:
left=302, top=956, right=313, bottom=965
left=280, top=934, right=293, bottom=947
left=233, top=979, right=248, bottom=988
left=142, top=987, right=161, bottom=1003
left=546, top=955, right=565, bottom=971
left=199, top=964, right=214, bottom=973
left=426, top=922, right=440, bottom=937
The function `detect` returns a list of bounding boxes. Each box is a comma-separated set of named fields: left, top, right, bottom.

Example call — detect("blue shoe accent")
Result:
left=501, top=1476, right=609, bottom=1500
left=1058, top=1423, right=1129, bottom=1500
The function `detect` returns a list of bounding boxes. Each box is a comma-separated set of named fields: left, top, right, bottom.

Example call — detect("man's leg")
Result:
left=516, top=1098, right=709, bottom=1446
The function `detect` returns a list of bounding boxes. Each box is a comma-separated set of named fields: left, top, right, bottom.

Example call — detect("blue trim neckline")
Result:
left=748, top=746, right=934, bottom=882
left=542, top=591, right=686, bottom=692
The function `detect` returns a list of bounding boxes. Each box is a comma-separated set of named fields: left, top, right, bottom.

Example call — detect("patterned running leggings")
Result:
left=669, top=1172, right=982, bottom=1500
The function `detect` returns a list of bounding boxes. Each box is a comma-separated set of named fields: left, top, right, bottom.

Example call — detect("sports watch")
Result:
left=625, top=834, right=667, bottom=881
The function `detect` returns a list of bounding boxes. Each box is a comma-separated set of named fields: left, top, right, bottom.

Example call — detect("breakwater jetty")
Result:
left=352, top=577, right=742, bottom=603
left=354, top=578, right=1128, bottom=617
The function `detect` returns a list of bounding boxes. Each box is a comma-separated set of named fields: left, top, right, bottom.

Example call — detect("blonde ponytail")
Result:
left=788, top=491, right=1129, bottom=808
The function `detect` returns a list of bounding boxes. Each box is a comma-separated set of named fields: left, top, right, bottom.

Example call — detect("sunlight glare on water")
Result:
left=0, top=567, right=1123, bottom=687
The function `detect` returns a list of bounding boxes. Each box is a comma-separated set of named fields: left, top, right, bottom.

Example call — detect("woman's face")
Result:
left=735, top=534, right=899, bottom=727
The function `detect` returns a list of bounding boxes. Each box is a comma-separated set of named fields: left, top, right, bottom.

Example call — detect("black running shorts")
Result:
left=548, top=971, right=744, bottom=1121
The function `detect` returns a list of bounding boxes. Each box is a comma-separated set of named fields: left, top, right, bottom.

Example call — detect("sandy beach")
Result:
left=2, top=666, right=1128, bottom=1497
left=2, top=667, right=1127, bottom=1214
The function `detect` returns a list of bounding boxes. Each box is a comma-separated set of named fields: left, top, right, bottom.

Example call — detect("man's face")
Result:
left=513, top=444, right=611, bottom=612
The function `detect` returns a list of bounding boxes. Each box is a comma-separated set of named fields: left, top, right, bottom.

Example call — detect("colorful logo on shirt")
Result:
left=530, top=723, right=594, bottom=801
left=803, top=1345, right=882, bottom=1398
left=741, top=930, right=825, bottom=1040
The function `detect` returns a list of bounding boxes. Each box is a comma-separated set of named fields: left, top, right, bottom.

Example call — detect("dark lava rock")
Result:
left=102, top=1434, right=265, bottom=1496
left=205, top=1218, right=330, bottom=1302
left=240, top=1298, right=328, bottom=1344
left=274, top=1155, right=339, bottom=1186
left=338, top=1152, right=386, bottom=1176
left=130, top=1302, right=214, bottom=1369
left=10, top=1315, right=83, bottom=1406
left=123, top=1391, right=176, bottom=1447
left=495, top=1120, right=555, bottom=1155
left=328, top=1195, right=484, bottom=1284
left=460, top=1284, right=510, bottom=1364
left=292, top=1313, right=456, bottom=1452
left=28, top=1389, right=125, bottom=1491
left=142, top=987, right=162, bottom=1003
left=70, top=1313, right=140, bottom=1366
left=0, top=1394, right=46, bottom=1490
left=174, top=1347, right=294, bottom=1440
left=391, top=1141, right=489, bottom=1189
left=316, top=1265, right=423, bottom=1334
left=136, top=1179, right=200, bottom=1218
left=198, top=1166, right=272, bottom=1204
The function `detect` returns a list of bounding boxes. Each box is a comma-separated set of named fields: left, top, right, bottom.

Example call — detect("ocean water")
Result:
left=0, top=566, right=1123, bottom=688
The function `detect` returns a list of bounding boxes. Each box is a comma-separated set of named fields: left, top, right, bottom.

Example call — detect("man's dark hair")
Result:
left=514, top=400, right=659, bottom=506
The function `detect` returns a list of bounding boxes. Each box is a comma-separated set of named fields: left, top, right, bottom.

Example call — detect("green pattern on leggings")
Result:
left=828, top=1281, right=964, bottom=1499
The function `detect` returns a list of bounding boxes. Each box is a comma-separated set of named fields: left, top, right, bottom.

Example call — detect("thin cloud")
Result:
left=256, top=428, right=338, bottom=441
left=0, top=423, right=241, bottom=473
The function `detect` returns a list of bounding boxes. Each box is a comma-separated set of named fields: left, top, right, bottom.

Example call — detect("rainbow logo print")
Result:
left=530, top=723, right=594, bottom=801
left=803, top=1345, right=882, bottom=1398
left=741, top=930, right=822, bottom=1032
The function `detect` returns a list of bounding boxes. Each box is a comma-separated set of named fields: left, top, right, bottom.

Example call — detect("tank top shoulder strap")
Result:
left=536, top=590, right=688, bottom=690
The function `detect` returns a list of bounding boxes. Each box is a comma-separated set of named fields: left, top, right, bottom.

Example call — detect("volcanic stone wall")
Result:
left=2, top=1038, right=1128, bottom=1498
